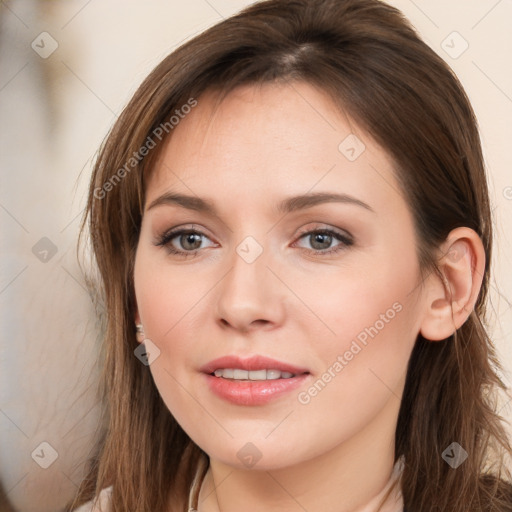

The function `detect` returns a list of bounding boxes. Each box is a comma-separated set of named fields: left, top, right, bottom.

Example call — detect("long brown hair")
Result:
left=66, top=0, right=512, bottom=510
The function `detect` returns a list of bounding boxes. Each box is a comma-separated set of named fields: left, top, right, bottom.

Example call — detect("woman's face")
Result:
left=134, top=82, right=427, bottom=470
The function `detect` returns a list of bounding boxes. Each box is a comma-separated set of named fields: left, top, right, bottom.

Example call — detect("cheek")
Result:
left=301, top=248, right=421, bottom=387
left=133, top=251, right=208, bottom=428
left=293, top=283, right=418, bottom=448
left=134, top=248, right=205, bottom=349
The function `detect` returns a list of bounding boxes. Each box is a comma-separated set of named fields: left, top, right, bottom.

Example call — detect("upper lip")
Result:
left=200, top=355, right=310, bottom=375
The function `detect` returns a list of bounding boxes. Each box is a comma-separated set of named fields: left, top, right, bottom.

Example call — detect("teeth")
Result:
left=266, top=369, right=281, bottom=379
left=213, top=369, right=296, bottom=380
left=233, top=369, right=248, bottom=380
left=248, top=369, right=266, bottom=380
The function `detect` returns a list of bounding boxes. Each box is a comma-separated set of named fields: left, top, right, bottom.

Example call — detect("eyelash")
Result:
left=155, top=226, right=354, bottom=258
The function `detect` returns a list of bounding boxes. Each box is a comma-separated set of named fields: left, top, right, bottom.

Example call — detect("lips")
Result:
left=200, top=355, right=309, bottom=376
left=200, top=355, right=311, bottom=406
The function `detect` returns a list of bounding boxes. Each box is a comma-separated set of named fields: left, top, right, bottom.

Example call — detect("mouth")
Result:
left=200, top=355, right=311, bottom=405
left=211, top=368, right=299, bottom=380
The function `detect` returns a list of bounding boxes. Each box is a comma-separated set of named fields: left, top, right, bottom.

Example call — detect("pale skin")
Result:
left=133, top=81, right=485, bottom=512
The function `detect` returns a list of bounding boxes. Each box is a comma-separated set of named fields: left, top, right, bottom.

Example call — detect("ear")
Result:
left=419, top=227, right=486, bottom=341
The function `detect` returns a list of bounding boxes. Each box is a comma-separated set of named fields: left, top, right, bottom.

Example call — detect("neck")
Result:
left=197, top=396, right=404, bottom=512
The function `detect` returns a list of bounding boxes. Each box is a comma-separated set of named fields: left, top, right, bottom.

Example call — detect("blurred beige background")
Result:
left=0, top=0, right=511, bottom=510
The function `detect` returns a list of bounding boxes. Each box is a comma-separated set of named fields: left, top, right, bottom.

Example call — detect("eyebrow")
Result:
left=146, top=191, right=375, bottom=215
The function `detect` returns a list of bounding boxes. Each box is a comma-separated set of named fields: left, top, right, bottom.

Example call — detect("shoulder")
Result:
left=73, top=486, right=113, bottom=512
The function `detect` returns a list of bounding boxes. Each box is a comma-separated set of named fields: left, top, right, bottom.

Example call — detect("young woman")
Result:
left=67, top=0, right=512, bottom=510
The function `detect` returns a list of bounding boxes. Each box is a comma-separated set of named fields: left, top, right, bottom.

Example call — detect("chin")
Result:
left=199, top=436, right=317, bottom=471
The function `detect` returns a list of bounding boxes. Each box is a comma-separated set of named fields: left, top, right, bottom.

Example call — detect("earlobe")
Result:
left=135, top=323, right=145, bottom=343
left=419, top=227, right=485, bottom=342
left=134, top=306, right=145, bottom=343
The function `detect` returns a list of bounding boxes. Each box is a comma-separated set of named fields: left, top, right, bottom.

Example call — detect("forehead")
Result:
left=145, top=82, right=405, bottom=216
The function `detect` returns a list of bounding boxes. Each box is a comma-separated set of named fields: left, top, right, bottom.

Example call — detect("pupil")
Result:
left=312, top=233, right=331, bottom=250
left=182, top=233, right=201, bottom=250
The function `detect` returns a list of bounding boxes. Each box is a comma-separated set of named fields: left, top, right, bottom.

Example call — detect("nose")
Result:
left=215, top=239, right=286, bottom=333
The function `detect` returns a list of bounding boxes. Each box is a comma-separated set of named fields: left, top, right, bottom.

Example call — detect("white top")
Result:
left=73, top=485, right=113, bottom=512
left=73, top=455, right=404, bottom=511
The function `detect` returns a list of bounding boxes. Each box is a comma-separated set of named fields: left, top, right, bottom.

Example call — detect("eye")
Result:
left=154, top=225, right=354, bottom=258
left=155, top=226, right=216, bottom=257
left=293, top=227, right=354, bottom=255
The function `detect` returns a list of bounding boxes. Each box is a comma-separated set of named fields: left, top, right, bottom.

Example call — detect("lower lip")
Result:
left=203, top=373, right=310, bottom=405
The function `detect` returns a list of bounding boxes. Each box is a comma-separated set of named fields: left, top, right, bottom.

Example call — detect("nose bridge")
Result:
left=225, top=234, right=269, bottom=301
left=215, top=233, right=282, bottom=329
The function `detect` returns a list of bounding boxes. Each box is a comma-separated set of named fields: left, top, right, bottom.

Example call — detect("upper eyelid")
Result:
left=295, top=224, right=352, bottom=238
left=160, top=223, right=349, bottom=237
left=159, top=225, right=216, bottom=243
